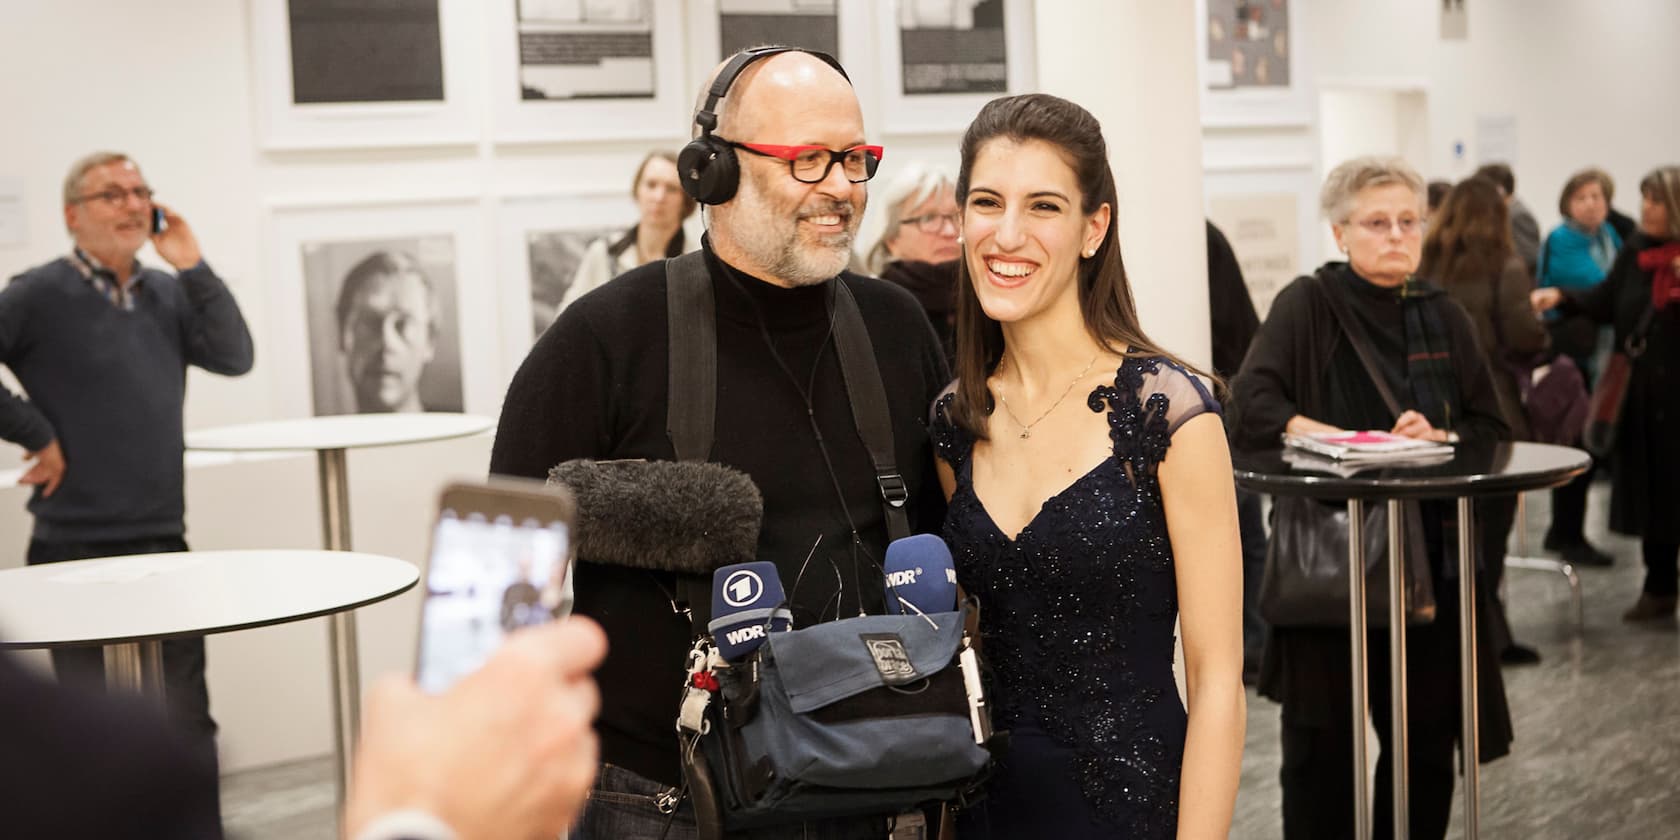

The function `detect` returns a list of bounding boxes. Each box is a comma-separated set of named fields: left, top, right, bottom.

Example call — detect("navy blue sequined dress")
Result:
left=932, top=357, right=1219, bottom=839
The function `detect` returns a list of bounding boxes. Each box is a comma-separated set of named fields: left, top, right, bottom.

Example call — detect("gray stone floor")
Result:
left=223, top=487, right=1680, bottom=838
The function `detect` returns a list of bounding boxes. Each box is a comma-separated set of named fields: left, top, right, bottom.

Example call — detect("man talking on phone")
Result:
left=0, top=152, right=253, bottom=791
left=490, top=49, right=948, bottom=839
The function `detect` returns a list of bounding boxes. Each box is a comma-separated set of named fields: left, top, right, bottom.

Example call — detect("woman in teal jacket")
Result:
left=1536, top=167, right=1622, bottom=567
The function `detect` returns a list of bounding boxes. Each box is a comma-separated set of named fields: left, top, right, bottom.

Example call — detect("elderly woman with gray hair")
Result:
left=854, top=161, right=960, bottom=356
left=1229, top=157, right=1513, bottom=840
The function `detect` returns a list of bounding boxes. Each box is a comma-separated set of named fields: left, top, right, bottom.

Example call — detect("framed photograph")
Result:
left=249, top=0, right=479, bottom=150
left=1203, top=165, right=1322, bottom=318
left=683, top=0, right=876, bottom=96
left=492, top=192, right=635, bottom=375
left=1197, top=0, right=1313, bottom=128
left=875, top=0, right=1037, bottom=134
left=265, top=199, right=500, bottom=417
left=488, top=0, right=690, bottom=143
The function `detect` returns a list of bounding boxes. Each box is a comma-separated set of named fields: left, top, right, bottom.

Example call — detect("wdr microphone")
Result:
left=882, top=534, right=958, bottom=616
left=707, top=561, right=792, bottom=660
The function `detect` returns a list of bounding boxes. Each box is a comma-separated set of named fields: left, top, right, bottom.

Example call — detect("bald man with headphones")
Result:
left=490, top=48, right=950, bottom=839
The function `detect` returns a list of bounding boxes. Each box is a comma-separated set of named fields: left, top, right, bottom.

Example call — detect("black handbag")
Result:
left=1582, top=303, right=1656, bottom=459
left=1260, top=495, right=1436, bottom=627
left=1258, top=276, right=1439, bottom=628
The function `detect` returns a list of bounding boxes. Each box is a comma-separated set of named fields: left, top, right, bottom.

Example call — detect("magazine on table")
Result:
left=1282, top=430, right=1455, bottom=464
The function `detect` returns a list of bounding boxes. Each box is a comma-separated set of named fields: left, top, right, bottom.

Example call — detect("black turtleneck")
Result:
left=490, top=239, right=949, bottom=786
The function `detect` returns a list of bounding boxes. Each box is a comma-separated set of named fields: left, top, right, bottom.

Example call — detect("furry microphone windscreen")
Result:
left=548, top=459, right=763, bottom=576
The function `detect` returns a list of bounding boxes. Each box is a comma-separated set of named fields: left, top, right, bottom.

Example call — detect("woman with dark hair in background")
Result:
left=930, top=93, right=1244, bottom=839
left=555, top=150, right=697, bottom=317
left=1419, top=177, right=1550, bottom=665
left=1230, top=156, right=1513, bottom=840
left=1536, top=167, right=1625, bottom=567
left=1534, top=165, right=1680, bottom=622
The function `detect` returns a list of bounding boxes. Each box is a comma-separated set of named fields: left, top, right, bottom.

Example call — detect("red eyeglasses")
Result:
left=727, top=141, right=885, bottom=184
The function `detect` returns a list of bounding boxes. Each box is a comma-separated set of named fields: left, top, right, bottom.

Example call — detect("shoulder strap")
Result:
left=666, top=251, right=716, bottom=461
left=830, top=280, right=911, bottom=541
left=1313, top=273, right=1406, bottom=418
left=666, top=255, right=910, bottom=541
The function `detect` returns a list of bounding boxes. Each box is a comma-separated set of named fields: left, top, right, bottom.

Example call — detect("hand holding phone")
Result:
left=415, top=479, right=578, bottom=694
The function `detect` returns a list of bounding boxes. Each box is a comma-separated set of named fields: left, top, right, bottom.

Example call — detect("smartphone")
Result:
left=150, top=207, right=167, bottom=235
left=414, top=478, right=577, bottom=694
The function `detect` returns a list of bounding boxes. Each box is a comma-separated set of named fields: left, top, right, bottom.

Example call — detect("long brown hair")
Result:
left=948, top=93, right=1206, bottom=440
left=1418, top=177, right=1512, bottom=291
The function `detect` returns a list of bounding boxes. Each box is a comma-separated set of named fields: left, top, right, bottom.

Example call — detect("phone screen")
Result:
left=415, top=503, right=574, bottom=694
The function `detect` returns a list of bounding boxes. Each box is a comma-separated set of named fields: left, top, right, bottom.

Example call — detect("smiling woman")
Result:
left=930, top=93, right=1245, bottom=839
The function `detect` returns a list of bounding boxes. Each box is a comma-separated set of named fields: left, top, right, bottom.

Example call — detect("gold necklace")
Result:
left=993, top=354, right=1100, bottom=439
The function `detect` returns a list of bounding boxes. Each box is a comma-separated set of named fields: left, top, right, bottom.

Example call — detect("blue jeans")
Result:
left=574, top=763, right=889, bottom=840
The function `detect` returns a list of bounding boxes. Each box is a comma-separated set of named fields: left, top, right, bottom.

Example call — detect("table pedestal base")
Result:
left=104, top=640, right=164, bottom=701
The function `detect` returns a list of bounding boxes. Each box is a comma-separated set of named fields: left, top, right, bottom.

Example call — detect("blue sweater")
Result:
left=0, top=255, right=253, bottom=541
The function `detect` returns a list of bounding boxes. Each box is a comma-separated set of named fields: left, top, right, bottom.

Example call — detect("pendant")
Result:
left=1020, top=429, right=1031, bottom=440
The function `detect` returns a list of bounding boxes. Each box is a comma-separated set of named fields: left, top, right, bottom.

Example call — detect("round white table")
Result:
left=185, top=412, right=493, bottom=807
left=0, top=548, right=416, bottom=692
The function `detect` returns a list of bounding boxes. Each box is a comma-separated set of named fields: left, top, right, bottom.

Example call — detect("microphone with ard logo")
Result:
left=707, top=560, right=793, bottom=661
left=882, top=533, right=958, bottom=616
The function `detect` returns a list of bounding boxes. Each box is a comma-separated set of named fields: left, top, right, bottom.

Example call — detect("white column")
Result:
left=1032, top=1, right=1210, bottom=370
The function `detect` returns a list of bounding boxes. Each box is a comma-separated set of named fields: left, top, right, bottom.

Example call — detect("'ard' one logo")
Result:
left=885, top=568, right=921, bottom=588
left=722, top=570, right=764, bottom=607
left=725, top=624, right=767, bottom=646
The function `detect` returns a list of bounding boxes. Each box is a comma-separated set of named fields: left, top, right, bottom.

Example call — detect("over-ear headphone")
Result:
left=678, top=45, right=851, bottom=207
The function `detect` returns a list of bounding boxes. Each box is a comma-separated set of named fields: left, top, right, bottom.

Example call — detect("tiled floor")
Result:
left=223, top=486, right=1680, bottom=838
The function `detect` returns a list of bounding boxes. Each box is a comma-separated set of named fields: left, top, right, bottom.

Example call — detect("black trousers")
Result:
left=1477, top=495, right=1519, bottom=653
left=1278, top=597, right=1466, bottom=840
left=26, top=536, right=220, bottom=779
left=1643, top=539, right=1680, bottom=597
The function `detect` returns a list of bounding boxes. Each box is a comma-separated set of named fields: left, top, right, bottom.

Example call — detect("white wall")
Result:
left=1306, top=0, right=1680, bottom=225
left=1037, top=1, right=1210, bottom=368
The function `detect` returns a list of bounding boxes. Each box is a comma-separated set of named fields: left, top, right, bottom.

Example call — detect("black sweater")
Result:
left=489, top=243, right=949, bottom=786
left=0, top=257, right=253, bottom=541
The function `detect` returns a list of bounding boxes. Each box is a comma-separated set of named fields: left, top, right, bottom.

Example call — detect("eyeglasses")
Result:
left=727, top=141, right=884, bottom=184
left=899, top=212, right=960, bottom=234
left=74, top=186, right=154, bottom=207
left=1352, top=215, right=1424, bottom=236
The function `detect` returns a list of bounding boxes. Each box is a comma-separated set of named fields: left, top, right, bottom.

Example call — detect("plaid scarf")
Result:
left=1401, top=276, right=1458, bottom=429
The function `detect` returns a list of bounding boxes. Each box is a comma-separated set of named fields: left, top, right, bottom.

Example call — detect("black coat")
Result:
left=1562, top=232, right=1680, bottom=542
left=1229, top=262, right=1514, bottom=761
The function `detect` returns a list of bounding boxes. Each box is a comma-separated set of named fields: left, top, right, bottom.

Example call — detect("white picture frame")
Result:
left=1203, top=164, right=1322, bottom=318
left=1196, top=0, right=1314, bottom=128
left=487, top=0, right=691, bottom=144
left=491, top=192, right=636, bottom=376
left=682, top=0, right=873, bottom=102
left=248, top=0, right=480, bottom=151
left=264, top=197, right=501, bottom=418
left=874, top=0, right=1036, bottom=134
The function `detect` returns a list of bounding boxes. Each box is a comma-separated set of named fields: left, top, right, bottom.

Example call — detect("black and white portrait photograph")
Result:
left=517, top=0, right=656, bottom=100
left=287, top=0, right=445, bottom=104
left=718, top=0, right=838, bottom=58
left=301, top=235, right=465, bottom=416
left=526, top=226, right=616, bottom=338
left=1205, top=0, right=1291, bottom=90
left=898, top=0, right=1009, bottom=95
